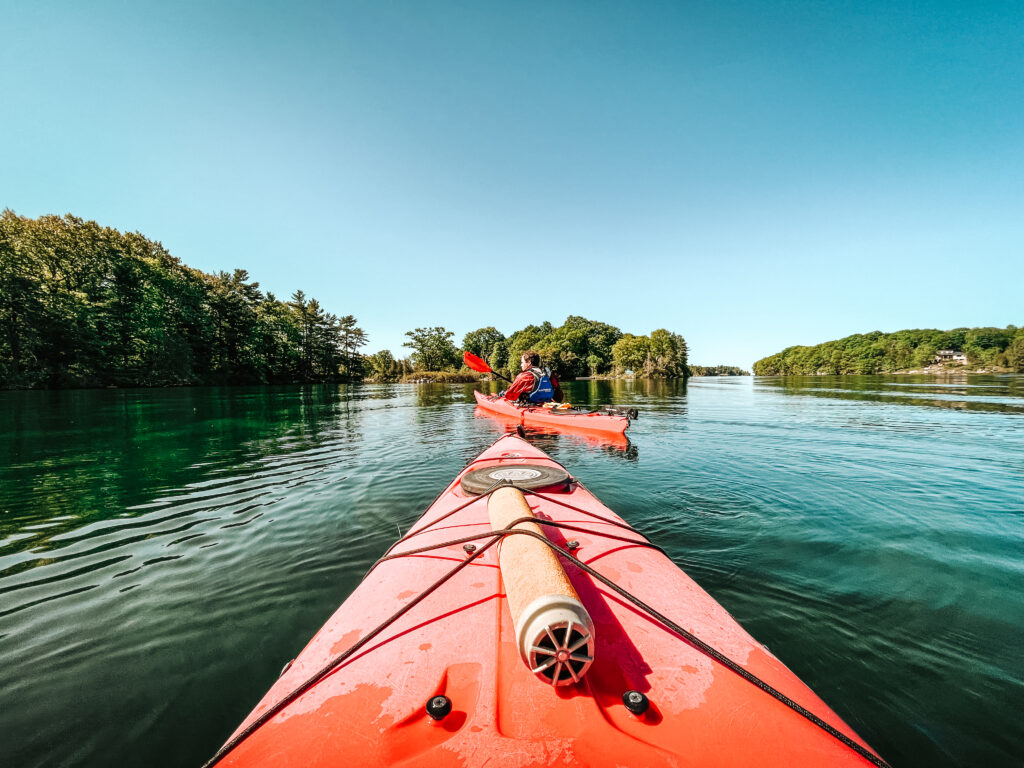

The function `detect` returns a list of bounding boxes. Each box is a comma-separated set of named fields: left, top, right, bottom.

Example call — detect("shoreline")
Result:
left=8, top=369, right=1018, bottom=392
left=891, top=366, right=1011, bottom=375
left=758, top=367, right=1016, bottom=377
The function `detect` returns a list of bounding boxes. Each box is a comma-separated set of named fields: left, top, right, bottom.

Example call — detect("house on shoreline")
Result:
left=935, top=350, right=968, bottom=364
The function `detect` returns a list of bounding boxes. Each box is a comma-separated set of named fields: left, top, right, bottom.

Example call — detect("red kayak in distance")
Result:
left=473, top=390, right=630, bottom=436
left=206, top=433, right=887, bottom=768
left=473, top=404, right=634, bottom=455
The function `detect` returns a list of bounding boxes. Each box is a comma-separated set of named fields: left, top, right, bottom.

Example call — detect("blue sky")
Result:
left=3, top=1, right=1022, bottom=367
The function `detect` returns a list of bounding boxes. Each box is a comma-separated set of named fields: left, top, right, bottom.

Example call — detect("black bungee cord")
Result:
left=202, top=478, right=890, bottom=768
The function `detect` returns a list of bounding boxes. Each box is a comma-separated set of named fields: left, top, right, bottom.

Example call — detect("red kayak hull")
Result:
left=215, top=434, right=882, bottom=767
left=473, top=389, right=629, bottom=435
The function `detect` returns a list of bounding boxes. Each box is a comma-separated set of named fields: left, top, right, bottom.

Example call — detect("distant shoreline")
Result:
left=753, top=368, right=1019, bottom=377
left=890, top=366, right=1012, bottom=375
left=752, top=326, right=1023, bottom=376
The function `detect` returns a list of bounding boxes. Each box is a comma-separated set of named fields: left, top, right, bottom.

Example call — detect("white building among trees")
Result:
left=934, top=350, right=967, bottom=364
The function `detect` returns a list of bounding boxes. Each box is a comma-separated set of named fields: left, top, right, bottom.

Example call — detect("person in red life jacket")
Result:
left=500, top=350, right=563, bottom=404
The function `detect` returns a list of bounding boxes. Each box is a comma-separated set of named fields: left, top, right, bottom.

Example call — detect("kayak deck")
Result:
left=213, top=434, right=883, bottom=767
left=473, top=390, right=630, bottom=435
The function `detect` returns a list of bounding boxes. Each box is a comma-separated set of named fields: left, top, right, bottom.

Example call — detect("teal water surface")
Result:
left=1, top=376, right=1022, bottom=767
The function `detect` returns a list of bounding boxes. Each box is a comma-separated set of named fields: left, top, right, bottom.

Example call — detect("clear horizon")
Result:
left=4, top=1, right=1022, bottom=368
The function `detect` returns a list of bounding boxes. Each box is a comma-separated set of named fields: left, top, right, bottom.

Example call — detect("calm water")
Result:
left=2, top=376, right=1022, bottom=767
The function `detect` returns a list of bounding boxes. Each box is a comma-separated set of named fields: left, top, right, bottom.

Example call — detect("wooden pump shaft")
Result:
left=488, top=487, right=595, bottom=686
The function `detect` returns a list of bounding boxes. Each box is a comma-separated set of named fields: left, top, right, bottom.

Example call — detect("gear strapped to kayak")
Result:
left=205, top=434, right=889, bottom=768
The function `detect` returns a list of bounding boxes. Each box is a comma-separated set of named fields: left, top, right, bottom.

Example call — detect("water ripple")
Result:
left=0, top=377, right=1021, bottom=768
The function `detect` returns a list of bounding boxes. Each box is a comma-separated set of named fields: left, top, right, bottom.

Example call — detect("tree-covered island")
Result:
left=753, top=327, right=1024, bottom=375
left=364, top=321, right=690, bottom=382
left=688, top=365, right=750, bottom=376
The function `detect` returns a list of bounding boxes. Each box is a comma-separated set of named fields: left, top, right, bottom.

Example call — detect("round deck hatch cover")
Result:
left=489, top=468, right=543, bottom=481
left=460, top=464, right=570, bottom=495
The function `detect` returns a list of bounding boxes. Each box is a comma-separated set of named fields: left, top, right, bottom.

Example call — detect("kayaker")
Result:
left=500, top=351, right=564, bottom=403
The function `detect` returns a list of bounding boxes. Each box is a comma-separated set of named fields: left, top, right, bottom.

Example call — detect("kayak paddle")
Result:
left=463, top=351, right=513, bottom=384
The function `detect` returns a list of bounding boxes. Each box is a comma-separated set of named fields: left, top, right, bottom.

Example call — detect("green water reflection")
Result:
left=1, top=376, right=1021, bottom=768
left=0, top=386, right=358, bottom=548
left=757, top=374, right=1024, bottom=413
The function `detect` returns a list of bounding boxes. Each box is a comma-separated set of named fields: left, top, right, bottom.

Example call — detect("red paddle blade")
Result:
left=463, top=351, right=492, bottom=372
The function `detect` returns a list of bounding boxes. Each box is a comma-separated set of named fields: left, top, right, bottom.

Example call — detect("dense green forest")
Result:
left=1, top=212, right=691, bottom=389
left=689, top=365, right=749, bottom=376
left=0, top=211, right=367, bottom=388
left=753, top=327, right=1024, bottom=375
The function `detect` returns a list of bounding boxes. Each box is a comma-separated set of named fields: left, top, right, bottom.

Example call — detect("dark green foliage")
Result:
left=503, top=316, right=633, bottom=379
left=487, top=340, right=508, bottom=375
left=753, top=326, right=1022, bottom=375
left=461, top=326, right=505, bottom=363
left=0, top=211, right=366, bottom=388
left=364, top=350, right=414, bottom=381
left=610, top=334, right=650, bottom=374
left=504, top=321, right=555, bottom=373
left=490, top=318, right=687, bottom=380
left=689, top=365, right=750, bottom=376
left=401, top=317, right=689, bottom=379
left=610, top=328, right=688, bottom=378
left=402, top=327, right=461, bottom=372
